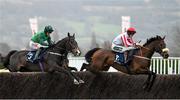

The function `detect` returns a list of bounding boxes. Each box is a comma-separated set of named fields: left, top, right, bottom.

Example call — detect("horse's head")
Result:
left=65, top=32, right=81, bottom=56
left=149, top=36, right=169, bottom=59
left=143, top=35, right=169, bottom=59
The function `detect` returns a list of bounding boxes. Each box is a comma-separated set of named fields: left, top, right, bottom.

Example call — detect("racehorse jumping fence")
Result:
left=68, top=57, right=180, bottom=74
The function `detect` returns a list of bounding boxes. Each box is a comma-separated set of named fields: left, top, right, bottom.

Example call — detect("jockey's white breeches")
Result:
left=29, top=41, right=48, bottom=50
left=111, top=43, right=135, bottom=53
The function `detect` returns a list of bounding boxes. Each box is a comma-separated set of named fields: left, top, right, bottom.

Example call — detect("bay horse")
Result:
left=3, top=33, right=84, bottom=84
left=80, top=35, right=169, bottom=91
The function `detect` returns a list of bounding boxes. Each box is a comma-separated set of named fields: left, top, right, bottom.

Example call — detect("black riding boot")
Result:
left=33, top=48, right=42, bottom=61
left=125, top=49, right=135, bottom=65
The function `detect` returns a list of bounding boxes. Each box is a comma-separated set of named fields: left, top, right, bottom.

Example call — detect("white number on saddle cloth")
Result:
left=27, top=52, right=34, bottom=60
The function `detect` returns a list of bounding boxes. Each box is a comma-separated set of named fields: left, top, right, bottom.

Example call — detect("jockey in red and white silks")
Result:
left=112, top=27, right=136, bottom=53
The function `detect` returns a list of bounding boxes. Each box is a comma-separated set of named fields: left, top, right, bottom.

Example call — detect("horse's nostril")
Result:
left=75, top=51, right=78, bottom=54
left=164, top=53, right=169, bottom=58
left=166, top=54, right=169, bottom=58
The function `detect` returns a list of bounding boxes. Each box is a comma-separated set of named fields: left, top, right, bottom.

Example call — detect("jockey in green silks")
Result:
left=29, top=25, right=54, bottom=61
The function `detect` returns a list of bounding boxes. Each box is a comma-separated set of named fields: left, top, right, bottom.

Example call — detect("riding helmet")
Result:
left=44, top=25, right=54, bottom=33
left=127, top=27, right=136, bottom=33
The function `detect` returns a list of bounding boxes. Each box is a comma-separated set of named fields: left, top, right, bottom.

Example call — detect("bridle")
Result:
left=66, top=39, right=78, bottom=53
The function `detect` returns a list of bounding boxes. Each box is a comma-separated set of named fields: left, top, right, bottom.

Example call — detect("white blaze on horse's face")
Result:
left=161, top=48, right=169, bottom=59
left=72, top=48, right=81, bottom=56
left=162, top=48, right=169, bottom=52
left=76, top=48, right=81, bottom=56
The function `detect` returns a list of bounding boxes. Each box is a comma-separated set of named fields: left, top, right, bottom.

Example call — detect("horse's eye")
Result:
left=160, top=42, right=164, bottom=46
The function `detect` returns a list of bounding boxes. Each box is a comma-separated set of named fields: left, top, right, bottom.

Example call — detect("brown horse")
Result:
left=80, top=35, right=169, bottom=91
left=3, top=33, right=84, bottom=84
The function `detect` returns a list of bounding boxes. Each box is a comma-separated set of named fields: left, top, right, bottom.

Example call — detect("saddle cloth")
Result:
left=26, top=50, right=44, bottom=63
left=115, top=52, right=125, bottom=64
left=26, top=50, right=37, bottom=63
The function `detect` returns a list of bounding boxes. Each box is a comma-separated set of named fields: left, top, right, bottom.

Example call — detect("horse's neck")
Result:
left=141, top=43, right=156, bottom=58
left=47, top=41, right=67, bottom=54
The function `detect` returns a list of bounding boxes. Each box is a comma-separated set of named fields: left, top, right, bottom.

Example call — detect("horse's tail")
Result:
left=3, top=50, right=17, bottom=68
left=85, top=48, right=100, bottom=63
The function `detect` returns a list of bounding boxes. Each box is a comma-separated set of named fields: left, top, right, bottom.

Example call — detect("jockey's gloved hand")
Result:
left=38, top=44, right=48, bottom=48
left=41, top=42, right=49, bottom=46
left=127, top=47, right=135, bottom=51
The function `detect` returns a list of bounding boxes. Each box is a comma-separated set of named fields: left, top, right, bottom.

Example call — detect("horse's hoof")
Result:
left=73, top=79, right=79, bottom=85
left=79, top=79, right=85, bottom=84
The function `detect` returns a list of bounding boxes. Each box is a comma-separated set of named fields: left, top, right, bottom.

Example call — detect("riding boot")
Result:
left=125, top=59, right=131, bottom=65
left=125, top=50, right=133, bottom=65
left=33, top=48, right=41, bottom=61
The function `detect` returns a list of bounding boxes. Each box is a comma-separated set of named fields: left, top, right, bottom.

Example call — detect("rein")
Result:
left=136, top=46, right=169, bottom=60
left=47, top=44, right=68, bottom=57
left=135, top=45, right=151, bottom=60
left=48, top=52, right=65, bottom=56
left=133, top=55, right=151, bottom=60
left=137, top=45, right=150, bottom=56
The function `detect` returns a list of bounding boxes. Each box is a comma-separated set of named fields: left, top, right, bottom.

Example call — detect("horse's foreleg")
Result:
left=68, top=66, right=78, bottom=72
left=147, top=72, right=156, bottom=91
left=143, top=72, right=152, bottom=90
left=136, top=70, right=155, bottom=91
left=49, top=64, right=83, bottom=85
left=66, top=68, right=84, bottom=84
left=62, top=62, right=78, bottom=72
left=80, top=63, right=89, bottom=71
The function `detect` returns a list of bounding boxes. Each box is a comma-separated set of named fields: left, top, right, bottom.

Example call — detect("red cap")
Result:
left=127, top=27, right=136, bottom=32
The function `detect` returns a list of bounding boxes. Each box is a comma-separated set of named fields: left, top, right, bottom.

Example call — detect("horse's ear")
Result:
left=163, top=35, right=166, bottom=40
left=73, top=33, right=75, bottom=37
left=68, top=32, right=70, bottom=37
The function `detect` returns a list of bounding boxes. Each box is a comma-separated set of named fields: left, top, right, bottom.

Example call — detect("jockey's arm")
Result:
left=47, top=37, right=54, bottom=46
left=112, top=44, right=134, bottom=52
left=39, top=40, right=49, bottom=48
left=38, top=43, right=48, bottom=48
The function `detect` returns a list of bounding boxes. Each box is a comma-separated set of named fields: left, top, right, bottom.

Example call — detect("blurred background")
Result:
left=0, top=0, right=180, bottom=56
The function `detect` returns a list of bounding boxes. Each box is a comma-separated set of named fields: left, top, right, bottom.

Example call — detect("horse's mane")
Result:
left=47, top=37, right=69, bottom=49
left=57, top=37, right=69, bottom=44
left=143, top=35, right=162, bottom=46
